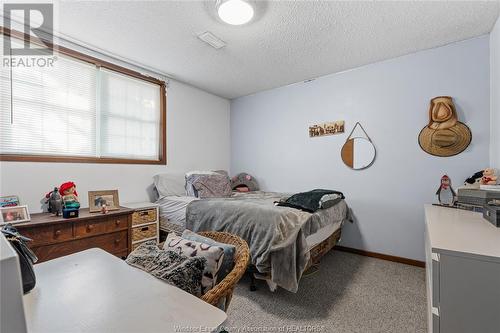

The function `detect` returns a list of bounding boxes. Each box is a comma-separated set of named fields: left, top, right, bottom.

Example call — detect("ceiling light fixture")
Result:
left=217, top=0, right=254, bottom=25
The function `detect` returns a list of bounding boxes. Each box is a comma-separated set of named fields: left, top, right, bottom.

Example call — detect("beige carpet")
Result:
left=224, top=250, right=426, bottom=333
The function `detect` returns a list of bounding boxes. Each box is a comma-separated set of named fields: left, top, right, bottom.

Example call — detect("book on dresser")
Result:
left=15, top=208, right=133, bottom=263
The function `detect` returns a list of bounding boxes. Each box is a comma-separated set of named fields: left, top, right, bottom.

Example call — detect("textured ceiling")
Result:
left=57, top=1, right=500, bottom=99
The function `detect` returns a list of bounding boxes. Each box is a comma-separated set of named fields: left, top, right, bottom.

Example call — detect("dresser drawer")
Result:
left=104, top=216, right=128, bottom=233
left=19, top=223, right=73, bottom=247
left=132, top=224, right=157, bottom=242
left=33, top=230, right=128, bottom=263
left=432, top=309, right=440, bottom=333
left=431, top=253, right=440, bottom=307
left=131, top=239, right=158, bottom=251
left=132, top=209, right=157, bottom=226
left=75, top=218, right=108, bottom=238
left=75, top=216, right=128, bottom=238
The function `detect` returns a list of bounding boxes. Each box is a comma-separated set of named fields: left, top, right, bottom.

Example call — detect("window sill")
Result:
left=0, top=154, right=166, bottom=165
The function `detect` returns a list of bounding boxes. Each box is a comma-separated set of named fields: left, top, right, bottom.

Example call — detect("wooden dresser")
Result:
left=15, top=208, right=133, bottom=263
left=425, top=205, right=500, bottom=333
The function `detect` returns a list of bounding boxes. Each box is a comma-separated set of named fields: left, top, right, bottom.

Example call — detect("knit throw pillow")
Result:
left=182, top=229, right=235, bottom=283
left=164, top=233, right=224, bottom=294
left=126, top=241, right=206, bottom=296
left=192, top=174, right=232, bottom=199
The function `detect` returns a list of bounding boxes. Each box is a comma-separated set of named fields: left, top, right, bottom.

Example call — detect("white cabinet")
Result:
left=425, top=205, right=500, bottom=333
left=0, top=234, right=27, bottom=333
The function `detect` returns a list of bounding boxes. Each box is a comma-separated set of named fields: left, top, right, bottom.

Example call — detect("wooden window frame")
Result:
left=0, top=27, right=167, bottom=165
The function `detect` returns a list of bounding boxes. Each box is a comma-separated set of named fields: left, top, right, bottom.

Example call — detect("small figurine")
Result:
left=59, top=181, right=80, bottom=210
left=481, top=168, right=498, bottom=185
left=47, top=187, right=63, bottom=216
left=464, top=170, right=484, bottom=188
left=436, top=175, right=456, bottom=206
left=101, top=203, right=108, bottom=214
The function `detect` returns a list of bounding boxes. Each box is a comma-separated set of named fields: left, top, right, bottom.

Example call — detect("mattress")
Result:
left=306, top=220, right=342, bottom=249
left=156, top=195, right=198, bottom=228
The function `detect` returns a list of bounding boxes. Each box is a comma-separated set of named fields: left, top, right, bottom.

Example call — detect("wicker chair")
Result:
left=198, top=231, right=250, bottom=312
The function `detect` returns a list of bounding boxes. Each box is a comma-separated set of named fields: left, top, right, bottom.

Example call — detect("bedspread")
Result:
left=185, top=191, right=348, bottom=292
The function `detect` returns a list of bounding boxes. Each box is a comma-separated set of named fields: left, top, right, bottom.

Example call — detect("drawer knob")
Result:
left=114, top=239, right=121, bottom=244
left=54, top=230, right=61, bottom=236
left=115, top=220, right=121, bottom=225
left=87, top=225, right=94, bottom=232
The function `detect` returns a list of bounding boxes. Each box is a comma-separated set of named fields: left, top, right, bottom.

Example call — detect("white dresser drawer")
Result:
left=432, top=307, right=440, bottom=333
left=431, top=253, right=440, bottom=307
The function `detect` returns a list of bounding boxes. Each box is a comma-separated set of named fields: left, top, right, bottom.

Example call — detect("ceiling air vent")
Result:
left=197, top=31, right=226, bottom=49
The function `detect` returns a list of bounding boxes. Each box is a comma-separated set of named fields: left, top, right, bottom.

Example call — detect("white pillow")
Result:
left=153, top=173, right=186, bottom=197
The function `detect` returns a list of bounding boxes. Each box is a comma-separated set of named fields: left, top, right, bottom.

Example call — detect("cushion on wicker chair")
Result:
left=182, top=229, right=235, bottom=282
left=126, top=241, right=206, bottom=296
left=198, top=231, right=250, bottom=312
left=164, top=233, right=224, bottom=294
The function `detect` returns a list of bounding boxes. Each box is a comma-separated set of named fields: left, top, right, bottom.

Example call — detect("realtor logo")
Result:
left=3, top=3, right=53, bottom=56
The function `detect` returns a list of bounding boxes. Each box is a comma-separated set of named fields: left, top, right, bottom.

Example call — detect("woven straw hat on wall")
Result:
left=418, top=96, right=471, bottom=157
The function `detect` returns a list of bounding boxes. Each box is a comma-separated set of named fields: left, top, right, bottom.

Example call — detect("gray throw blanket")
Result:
left=186, top=191, right=348, bottom=292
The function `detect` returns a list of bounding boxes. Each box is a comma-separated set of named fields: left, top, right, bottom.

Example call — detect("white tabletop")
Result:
left=23, top=248, right=227, bottom=333
left=425, top=204, right=500, bottom=263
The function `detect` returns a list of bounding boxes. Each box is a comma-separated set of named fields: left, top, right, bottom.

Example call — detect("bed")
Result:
left=156, top=191, right=349, bottom=293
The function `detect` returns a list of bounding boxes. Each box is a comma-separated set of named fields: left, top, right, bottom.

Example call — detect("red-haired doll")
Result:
left=59, top=182, right=80, bottom=209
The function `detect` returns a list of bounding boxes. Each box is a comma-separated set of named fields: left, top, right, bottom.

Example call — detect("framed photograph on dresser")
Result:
left=0, top=205, right=30, bottom=224
left=0, top=195, right=20, bottom=207
left=88, top=190, right=120, bottom=212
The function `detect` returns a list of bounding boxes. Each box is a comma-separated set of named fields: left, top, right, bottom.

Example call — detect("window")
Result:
left=0, top=30, right=166, bottom=164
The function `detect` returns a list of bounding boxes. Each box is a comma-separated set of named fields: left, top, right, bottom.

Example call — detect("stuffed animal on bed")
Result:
left=231, top=173, right=259, bottom=192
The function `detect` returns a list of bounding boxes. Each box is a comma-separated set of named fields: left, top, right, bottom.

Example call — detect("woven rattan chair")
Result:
left=198, top=231, right=250, bottom=312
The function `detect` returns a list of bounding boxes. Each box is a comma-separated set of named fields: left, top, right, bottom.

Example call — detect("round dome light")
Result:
left=217, top=0, right=254, bottom=25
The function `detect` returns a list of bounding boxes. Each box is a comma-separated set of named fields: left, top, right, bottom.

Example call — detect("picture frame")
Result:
left=0, top=205, right=30, bottom=224
left=309, top=120, right=345, bottom=138
left=88, top=190, right=120, bottom=213
left=0, top=195, right=20, bottom=208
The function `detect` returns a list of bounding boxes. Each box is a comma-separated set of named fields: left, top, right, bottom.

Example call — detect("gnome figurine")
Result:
left=48, top=187, right=63, bottom=216
left=436, top=175, right=456, bottom=206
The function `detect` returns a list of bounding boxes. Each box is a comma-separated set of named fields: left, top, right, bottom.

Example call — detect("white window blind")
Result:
left=1, top=38, right=97, bottom=157
left=100, top=69, right=160, bottom=160
left=0, top=36, right=164, bottom=162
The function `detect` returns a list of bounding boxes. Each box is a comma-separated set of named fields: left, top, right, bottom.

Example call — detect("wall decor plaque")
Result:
left=309, top=120, right=344, bottom=137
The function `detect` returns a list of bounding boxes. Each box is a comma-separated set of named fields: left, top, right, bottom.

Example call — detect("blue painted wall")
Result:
left=231, top=36, right=490, bottom=260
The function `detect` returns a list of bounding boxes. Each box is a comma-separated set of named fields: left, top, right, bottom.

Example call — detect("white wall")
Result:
left=0, top=80, right=230, bottom=212
left=491, top=16, right=500, bottom=168
left=231, top=36, right=490, bottom=261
